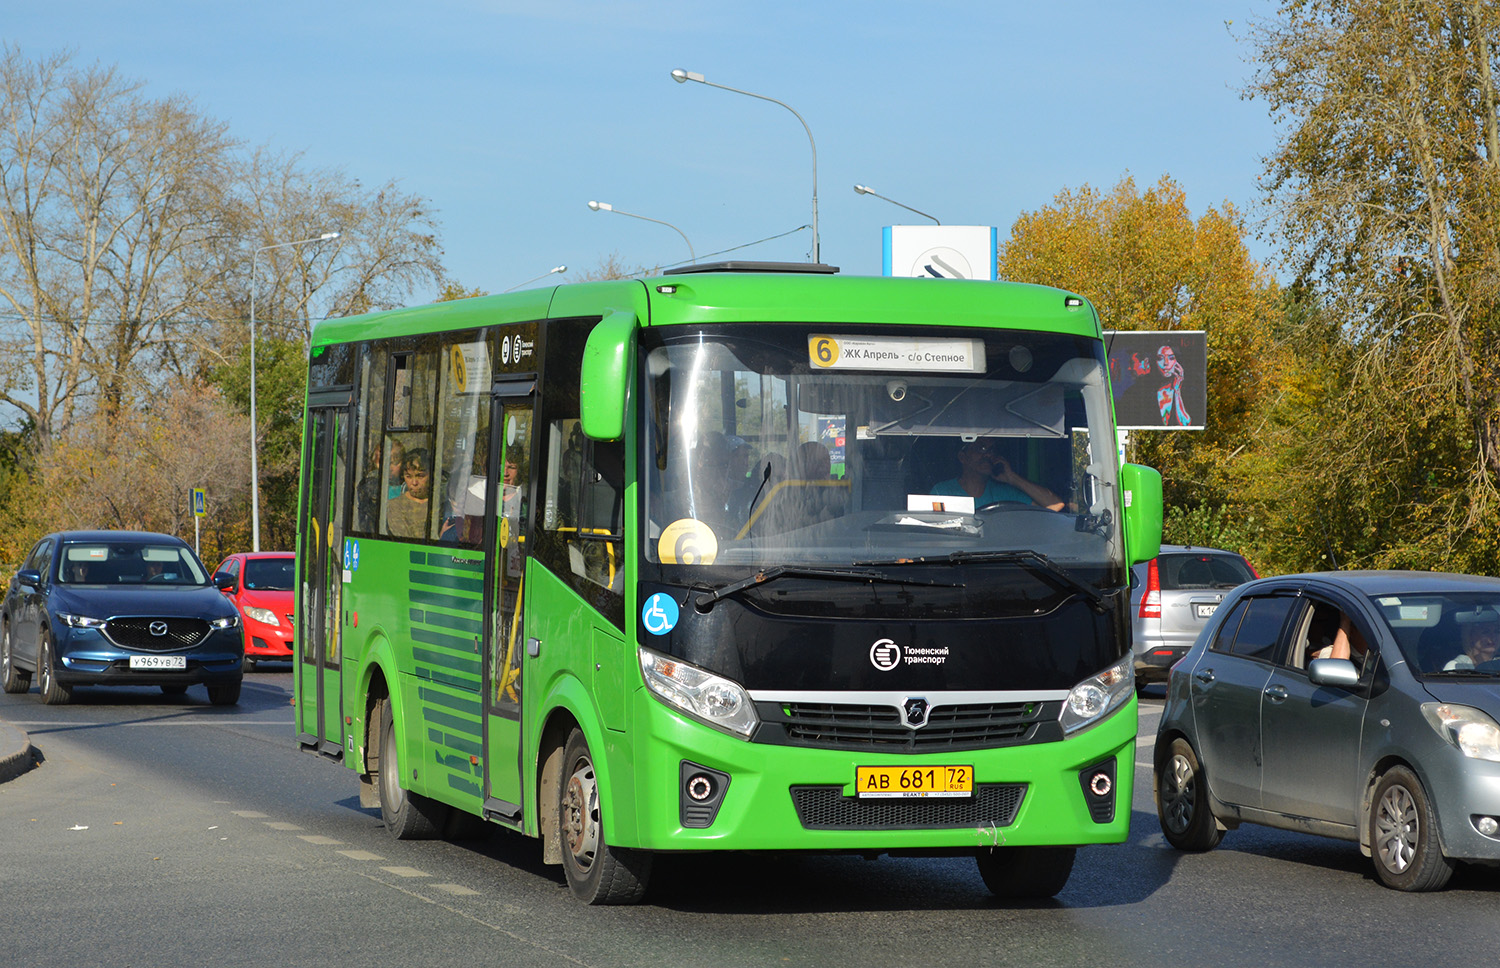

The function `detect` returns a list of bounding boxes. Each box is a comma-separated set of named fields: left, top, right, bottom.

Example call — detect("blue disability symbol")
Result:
left=641, top=593, right=679, bottom=636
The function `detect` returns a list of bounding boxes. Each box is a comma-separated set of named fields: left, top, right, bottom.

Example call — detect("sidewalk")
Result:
left=0, top=718, right=34, bottom=783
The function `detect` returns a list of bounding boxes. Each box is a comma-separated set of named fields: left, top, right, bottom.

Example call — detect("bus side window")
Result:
left=544, top=418, right=623, bottom=593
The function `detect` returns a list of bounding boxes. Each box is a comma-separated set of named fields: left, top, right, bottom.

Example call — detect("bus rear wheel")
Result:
left=975, top=846, right=1075, bottom=899
left=377, top=700, right=448, bottom=839
left=557, top=728, right=651, bottom=904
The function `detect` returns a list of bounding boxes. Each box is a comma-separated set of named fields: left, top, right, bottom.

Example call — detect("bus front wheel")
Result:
left=976, top=846, right=1075, bottom=899
left=377, top=700, right=448, bottom=839
left=557, top=728, right=651, bottom=904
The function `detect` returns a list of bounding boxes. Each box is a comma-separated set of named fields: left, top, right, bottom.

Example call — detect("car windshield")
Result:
left=57, top=542, right=208, bottom=586
left=243, top=558, right=294, bottom=591
left=641, top=323, right=1124, bottom=576
left=1376, top=592, right=1500, bottom=675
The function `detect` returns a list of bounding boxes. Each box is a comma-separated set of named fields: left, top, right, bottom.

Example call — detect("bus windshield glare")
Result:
left=643, top=323, right=1123, bottom=575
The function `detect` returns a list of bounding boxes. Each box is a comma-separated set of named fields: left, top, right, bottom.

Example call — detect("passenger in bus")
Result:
left=357, top=439, right=406, bottom=531
left=932, top=439, right=1065, bottom=511
left=386, top=448, right=435, bottom=539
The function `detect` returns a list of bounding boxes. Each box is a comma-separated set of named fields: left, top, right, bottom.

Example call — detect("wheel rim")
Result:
left=562, top=755, right=601, bottom=872
left=38, top=637, right=52, bottom=693
left=1375, top=783, right=1419, bottom=874
left=1, top=626, right=11, bottom=680
left=1160, top=753, right=1197, bottom=834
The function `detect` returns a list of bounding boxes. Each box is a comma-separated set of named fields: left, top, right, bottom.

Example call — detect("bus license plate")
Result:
left=1195, top=603, right=1219, bottom=619
left=856, top=765, right=972, bottom=798
left=129, top=655, right=186, bottom=670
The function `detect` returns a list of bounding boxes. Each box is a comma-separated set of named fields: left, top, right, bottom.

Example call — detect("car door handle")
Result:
left=1264, top=684, right=1288, bottom=703
left=1194, top=669, right=1215, bottom=685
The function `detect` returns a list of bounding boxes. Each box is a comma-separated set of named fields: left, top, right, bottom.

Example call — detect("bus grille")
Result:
left=791, top=783, right=1026, bottom=830
left=104, top=617, right=209, bottom=650
left=775, top=701, right=1048, bottom=751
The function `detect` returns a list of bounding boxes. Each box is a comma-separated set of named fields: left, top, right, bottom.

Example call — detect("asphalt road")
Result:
left=2, top=675, right=1498, bottom=968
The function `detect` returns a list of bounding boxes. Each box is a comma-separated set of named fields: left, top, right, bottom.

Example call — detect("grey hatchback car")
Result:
left=1155, top=570, right=1500, bottom=891
left=1131, top=545, right=1257, bottom=687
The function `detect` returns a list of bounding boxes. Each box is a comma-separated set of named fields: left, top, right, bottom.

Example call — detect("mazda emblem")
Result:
left=149, top=621, right=168, bottom=636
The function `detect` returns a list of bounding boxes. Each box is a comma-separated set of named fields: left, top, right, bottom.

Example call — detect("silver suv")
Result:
left=1130, top=545, right=1256, bottom=687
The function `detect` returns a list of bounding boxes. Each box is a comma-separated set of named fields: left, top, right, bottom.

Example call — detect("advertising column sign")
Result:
left=882, top=225, right=998, bottom=280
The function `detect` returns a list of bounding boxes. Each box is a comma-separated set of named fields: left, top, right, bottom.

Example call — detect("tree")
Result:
left=0, top=45, right=238, bottom=439
left=1247, top=0, right=1500, bottom=572
left=996, top=175, right=1282, bottom=549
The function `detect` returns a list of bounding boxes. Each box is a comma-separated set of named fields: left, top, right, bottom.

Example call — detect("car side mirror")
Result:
left=1308, top=657, right=1361, bottom=688
left=17, top=568, right=42, bottom=589
left=214, top=572, right=236, bottom=592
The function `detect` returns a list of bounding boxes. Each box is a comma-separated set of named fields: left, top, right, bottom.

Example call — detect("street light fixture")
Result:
left=249, top=230, right=340, bottom=552
left=587, top=200, right=695, bottom=263
left=502, top=264, right=567, bottom=292
left=853, top=184, right=941, bottom=225
left=671, top=69, right=820, bottom=264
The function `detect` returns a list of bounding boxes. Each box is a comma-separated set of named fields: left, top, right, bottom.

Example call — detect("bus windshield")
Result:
left=643, top=323, right=1123, bottom=575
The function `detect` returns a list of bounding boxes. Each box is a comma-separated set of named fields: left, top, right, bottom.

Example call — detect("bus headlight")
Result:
left=1059, top=655, right=1134, bottom=735
left=639, top=647, right=759, bottom=738
left=1422, top=703, right=1500, bottom=762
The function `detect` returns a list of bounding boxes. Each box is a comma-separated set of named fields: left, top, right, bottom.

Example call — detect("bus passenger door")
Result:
left=482, top=381, right=534, bottom=821
left=297, top=397, right=351, bottom=758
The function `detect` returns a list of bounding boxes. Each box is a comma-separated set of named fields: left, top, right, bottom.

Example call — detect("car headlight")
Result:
left=639, top=646, right=759, bottom=738
left=210, top=614, right=240, bottom=629
left=243, top=606, right=279, bottom=627
left=1059, top=655, right=1134, bottom=735
left=1422, top=703, right=1500, bottom=762
left=58, top=612, right=107, bottom=629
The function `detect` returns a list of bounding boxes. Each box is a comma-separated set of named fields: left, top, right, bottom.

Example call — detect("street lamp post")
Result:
left=587, top=200, right=695, bottom=263
left=671, top=69, right=819, bottom=264
left=502, top=264, right=567, bottom=292
left=853, top=184, right=941, bottom=225
left=249, top=231, right=340, bottom=553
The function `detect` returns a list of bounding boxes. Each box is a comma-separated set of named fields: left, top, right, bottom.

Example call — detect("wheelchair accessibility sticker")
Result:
left=641, top=593, right=680, bottom=636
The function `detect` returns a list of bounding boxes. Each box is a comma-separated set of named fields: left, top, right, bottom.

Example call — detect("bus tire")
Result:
left=558, top=728, right=651, bottom=904
left=378, top=700, right=448, bottom=839
left=1156, top=737, right=1222, bottom=851
left=976, top=846, right=1075, bottom=898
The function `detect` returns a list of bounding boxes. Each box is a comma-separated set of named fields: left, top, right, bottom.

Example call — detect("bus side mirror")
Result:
left=579, top=309, right=638, bottom=442
left=1120, top=462, right=1162, bottom=566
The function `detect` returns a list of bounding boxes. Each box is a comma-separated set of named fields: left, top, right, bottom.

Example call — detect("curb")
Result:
left=0, top=719, right=35, bottom=783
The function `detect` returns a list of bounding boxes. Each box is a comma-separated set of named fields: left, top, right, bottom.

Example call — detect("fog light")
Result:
left=1089, top=772, right=1112, bottom=797
left=1476, top=815, right=1500, bottom=837
left=686, top=774, right=715, bottom=802
left=1077, top=758, right=1117, bottom=824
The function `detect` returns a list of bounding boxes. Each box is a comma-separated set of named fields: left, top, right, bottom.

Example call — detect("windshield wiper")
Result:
left=694, top=565, right=962, bottom=611
left=1431, top=668, right=1500, bottom=678
left=854, top=549, right=1111, bottom=613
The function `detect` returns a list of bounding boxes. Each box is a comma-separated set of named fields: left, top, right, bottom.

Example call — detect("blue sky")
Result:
left=6, top=1, right=1280, bottom=302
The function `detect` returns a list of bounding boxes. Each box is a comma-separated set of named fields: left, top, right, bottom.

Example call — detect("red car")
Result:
left=212, top=552, right=295, bottom=670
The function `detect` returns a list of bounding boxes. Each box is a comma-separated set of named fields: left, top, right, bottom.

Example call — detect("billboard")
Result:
left=1104, top=331, right=1207, bottom=430
left=883, top=225, right=998, bottom=280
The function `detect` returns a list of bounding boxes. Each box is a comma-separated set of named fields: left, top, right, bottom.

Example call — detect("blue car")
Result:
left=1, top=531, right=243, bottom=705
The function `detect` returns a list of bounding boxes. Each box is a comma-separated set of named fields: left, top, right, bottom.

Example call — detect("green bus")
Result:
left=293, top=263, right=1162, bottom=904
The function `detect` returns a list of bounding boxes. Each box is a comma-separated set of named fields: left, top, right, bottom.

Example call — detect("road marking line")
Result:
left=298, top=835, right=346, bottom=845
left=338, top=850, right=385, bottom=861
left=433, top=884, right=480, bottom=896
left=381, top=866, right=431, bottom=878
left=264, top=821, right=304, bottom=831
left=232, top=810, right=269, bottom=818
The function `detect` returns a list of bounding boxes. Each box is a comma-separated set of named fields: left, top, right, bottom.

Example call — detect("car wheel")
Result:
left=377, top=700, right=447, bottom=839
left=36, top=628, right=72, bottom=705
left=1370, top=765, right=1455, bottom=891
left=975, top=846, right=1076, bottom=899
left=1, top=621, right=31, bottom=694
left=558, top=727, right=651, bottom=904
left=1157, top=737, right=1222, bottom=851
left=206, top=680, right=241, bottom=706
left=242, top=657, right=256, bottom=673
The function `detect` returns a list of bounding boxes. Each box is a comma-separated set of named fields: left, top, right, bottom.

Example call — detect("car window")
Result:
left=1160, top=553, right=1254, bottom=590
left=58, top=542, right=208, bottom=585
left=1374, top=592, right=1500, bottom=675
left=1209, top=598, right=1250, bottom=654
left=243, top=558, right=294, bottom=591
left=1226, top=595, right=1298, bottom=662
left=33, top=541, right=54, bottom=583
